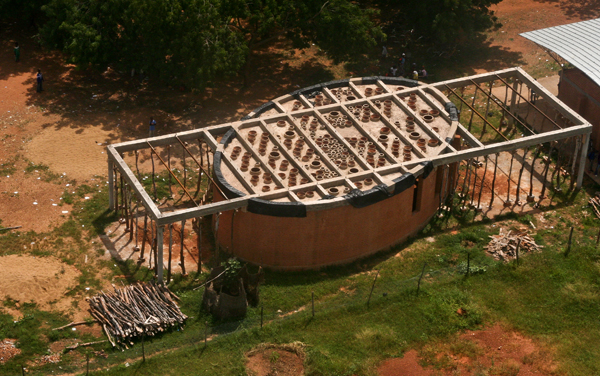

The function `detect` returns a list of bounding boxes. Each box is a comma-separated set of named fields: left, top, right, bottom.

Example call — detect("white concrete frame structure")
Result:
left=107, top=67, right=591, bottom=282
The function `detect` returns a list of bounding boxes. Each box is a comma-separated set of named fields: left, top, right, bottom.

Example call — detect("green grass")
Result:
left=41, top=185, right=590, bottom=376
left=2, top=152, right=600, bottom=375
left=4, top=179, right=595, bottom=375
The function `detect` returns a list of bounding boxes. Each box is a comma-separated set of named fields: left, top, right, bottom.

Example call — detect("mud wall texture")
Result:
left=558, top=68, right=600, bottom=150
left=212, top=168, right=444, bottom=270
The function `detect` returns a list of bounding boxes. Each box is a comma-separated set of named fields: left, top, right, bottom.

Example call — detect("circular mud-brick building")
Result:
left=212, top=77, right=460, bottom=269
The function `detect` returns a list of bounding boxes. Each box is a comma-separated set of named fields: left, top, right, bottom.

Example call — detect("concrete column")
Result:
left=577, top=133, right=590, bottom=189
left=157, top=225, right=164, bottom=283
left=510, top=80, right=520, bottom=126
left=108, top=158, right=115, bottom=211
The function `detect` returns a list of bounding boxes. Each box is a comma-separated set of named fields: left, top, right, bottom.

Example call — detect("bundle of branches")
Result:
left=485, top=229, right=542, bottom=262
left=87, top=282, right=187, bottom=348
left=589, top=195, right=600, bottom=219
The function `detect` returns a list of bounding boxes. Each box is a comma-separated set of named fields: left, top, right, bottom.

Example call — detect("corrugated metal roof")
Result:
left=520, top=18, right=600, bottom=87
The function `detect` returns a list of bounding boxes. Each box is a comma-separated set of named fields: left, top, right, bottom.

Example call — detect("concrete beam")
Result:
left=514, top=67, right=588, bottom=126
left=428, top=124, right=591, bottom=167
left=107, top=146, right=162, bottom=219
left=108, top=157, right=115, bottom=211
left=577, top=133, right=589, bottom=189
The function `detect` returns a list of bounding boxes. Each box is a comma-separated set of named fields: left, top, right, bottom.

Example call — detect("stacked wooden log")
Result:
left=589, top=195, right=600, bottom=219
left=485, top=229, right=542, bottom=262
left=87, top=282, right=187, bottom=348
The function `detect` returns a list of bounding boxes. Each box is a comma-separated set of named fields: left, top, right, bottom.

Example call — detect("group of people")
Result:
left=382, top=47, right=427, bottom=81
left=14, top=41, right=44, bottom=92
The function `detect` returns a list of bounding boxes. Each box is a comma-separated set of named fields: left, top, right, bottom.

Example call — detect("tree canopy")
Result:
left=0, top=0, right=504, bottom=89
left=34, top=0, right=383, bottom=89
left=379, top=0, right=502, bottom=45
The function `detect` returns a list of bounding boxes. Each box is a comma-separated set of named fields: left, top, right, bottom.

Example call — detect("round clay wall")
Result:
left=213, top=168, right=444, bottom=269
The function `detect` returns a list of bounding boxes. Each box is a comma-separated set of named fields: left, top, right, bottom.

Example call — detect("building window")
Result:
left=412, top=178, right=422, bottom=213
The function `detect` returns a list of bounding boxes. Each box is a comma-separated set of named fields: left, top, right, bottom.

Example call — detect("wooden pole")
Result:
left=180, top=219, right=187, bottom=276
left=182, top=143, right=187, bottom=191
left=515, top=148, right=529, bottom=204
left=596, top=227, right=600, bottom=246
left=516, top=239, right=521, bottom=265
left=490, top=153, right=499, bottom=208
left=167, top=224, right=173, bottom=283
left=529, top=147, right=541, bottom=198
left=119, top=169, right=125, bottom=218
left=260, top=306, right=264, bottom=328
left=470, top=158, right=478, bottom=207
left=477, top=156, right=488, bottom=210
left=167, top=145, right=172, bottom=198
left=367, top=270, right=380, bottom=307
left=150, top=151, right=157, bottom=201
left=417, top=263, right=427, bottom=297
left=565, top=226, right=574, bottom=257
left=140, top=213, right=148, bottom=262
left=540, top=143, right=552, bottom=200
left=467, top=86, right=478, bottom=132
left=506, top=151, right=515, bottom=204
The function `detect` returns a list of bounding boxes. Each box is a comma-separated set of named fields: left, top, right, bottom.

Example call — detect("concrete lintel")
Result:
left=156, top=195, right=250, bottom=225
left=433, top=67, right=519, bottom=90
left=514, top=67, right=588, bottom=125
left=108, top=158, right=115, bottom=210
left=429, top=124, right=591, bottom=167
left=107, top=146, right=161, bottom=219
left=113, top=124, right=232, bottom=153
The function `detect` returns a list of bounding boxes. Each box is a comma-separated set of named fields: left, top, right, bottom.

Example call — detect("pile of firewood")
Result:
left=589, top=195, right=600, bottom=219
left=485, top=229, right=542, bottom=262
left=88, top=282, right=187, bottom=348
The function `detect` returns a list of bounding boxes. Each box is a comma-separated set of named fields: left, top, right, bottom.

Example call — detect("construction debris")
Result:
left=87, top=282, right=187, bottom=348
left=589, top=195, right=600, bottom=219
left=485, top=229, right=542, bottom=262
left=0, top=339, right=21, bottom=364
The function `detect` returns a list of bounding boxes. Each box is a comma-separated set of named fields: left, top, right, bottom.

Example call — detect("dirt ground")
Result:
left=378, top=324, right=557, bottom=375
left=245, top=344, right=305, bottom=376
left=0, top=254, right=80, bottom=318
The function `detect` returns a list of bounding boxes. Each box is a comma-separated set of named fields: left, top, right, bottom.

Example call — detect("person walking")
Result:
left=398, top=53, right=406, bottom=76
left=14, top=42, right=20, bottom=62
left=149, top=117, right=157, bottom=137
left=382, top=45, right=388, bottom=59
left=588, top=149, right=597, bottom=173
left=36, top=70, right=43, bottom=92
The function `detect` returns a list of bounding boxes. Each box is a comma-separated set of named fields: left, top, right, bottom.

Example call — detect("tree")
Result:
left=0, top=0, right=49, bottom=27
left=40, top=0, right=248, bottom=89
left=38, top=0, right=383, bottom=89
left=223, top=0, right=384, bottom=84
left=379, top=0, right=502, bottom=45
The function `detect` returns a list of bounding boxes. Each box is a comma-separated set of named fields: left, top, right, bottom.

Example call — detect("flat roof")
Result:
left=520, top=18, right=600, bottom=87
left=107, top=68, right=591, bottom=225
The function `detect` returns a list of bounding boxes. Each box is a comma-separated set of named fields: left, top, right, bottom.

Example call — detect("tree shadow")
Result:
left=424, top=33, right=526, bottom=81
left=1, top=22, right=336, bottom=148
left=531, top=0, right=600, bottom=20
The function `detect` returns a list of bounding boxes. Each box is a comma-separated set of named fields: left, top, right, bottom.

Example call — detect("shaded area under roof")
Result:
left=520, top=18, right=600, bottom=87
